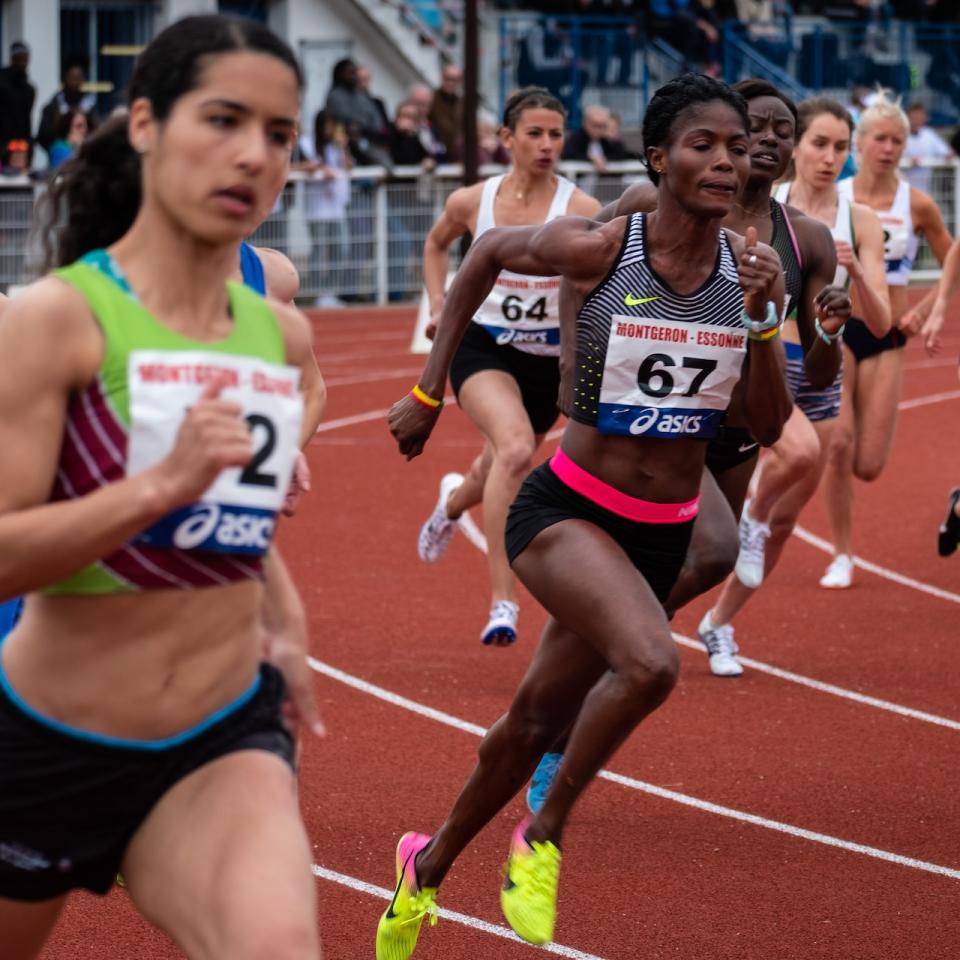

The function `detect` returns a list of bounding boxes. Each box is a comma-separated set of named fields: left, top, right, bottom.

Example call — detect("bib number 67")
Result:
left=637, top=353, right=718, bottom=399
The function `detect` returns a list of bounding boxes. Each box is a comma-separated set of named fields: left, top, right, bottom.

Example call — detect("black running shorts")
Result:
left=704, top=424, right=760, bottom=477
left=449, top=323, right=562, bottom=435
left=505, top=461, right=694, bottom=603
left=0, top=663, right=293, bottom=901
left=842, top=316, right=907, bottom=363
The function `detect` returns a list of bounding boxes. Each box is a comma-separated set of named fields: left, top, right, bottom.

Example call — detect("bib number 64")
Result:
left=637, top=353, right=718, bottom=399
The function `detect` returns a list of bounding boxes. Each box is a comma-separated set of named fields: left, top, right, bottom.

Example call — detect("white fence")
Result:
left=2, top=160, right=956, bottom=302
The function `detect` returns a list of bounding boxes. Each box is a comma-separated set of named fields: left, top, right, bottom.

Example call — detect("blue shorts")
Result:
left=0, top=599, right=22, bottom=639
left=784, top=341, right=841, bottom=422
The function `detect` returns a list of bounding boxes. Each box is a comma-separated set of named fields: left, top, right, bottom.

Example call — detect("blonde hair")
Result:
left=857, top=88, right=909, bottom=141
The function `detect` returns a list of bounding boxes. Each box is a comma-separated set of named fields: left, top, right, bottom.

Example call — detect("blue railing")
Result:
left=723, top=25, right=809, bottom=103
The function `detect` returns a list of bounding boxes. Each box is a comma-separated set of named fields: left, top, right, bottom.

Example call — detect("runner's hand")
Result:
left=737, top=226, right=780, bottom=319
left=426, top=302, right=443, bottom=341
left=834, top=240, right=864, bottom=282
left=388, top=392, right=442, bottom=460
left=263, top=623, right=326, bottom=741
left=919, top=302, right=946, bottom=356
left=151, top=377, right=252, bottom=508
left=814, top=284, right=852, bottom=337
left=281, top=451, right=311, bottom=517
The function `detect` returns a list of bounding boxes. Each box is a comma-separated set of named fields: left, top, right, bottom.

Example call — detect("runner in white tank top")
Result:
left=819, top=93, right=952, bottom=588
left=415, top=88, right=600, bottom=647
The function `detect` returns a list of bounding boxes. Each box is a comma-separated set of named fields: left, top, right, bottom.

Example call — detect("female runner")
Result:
left=699, top=95, right=890, bottom=664
left=416, top=87, right=600, bottom=646
left=819, top=92, right=952, bottom=588
left=380, top=75, right=791, bottom=956
left=0, top=16, right=323, bottom=959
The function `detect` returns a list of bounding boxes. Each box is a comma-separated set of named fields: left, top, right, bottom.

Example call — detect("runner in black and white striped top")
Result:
left=380, top=75, right=792, bottom=957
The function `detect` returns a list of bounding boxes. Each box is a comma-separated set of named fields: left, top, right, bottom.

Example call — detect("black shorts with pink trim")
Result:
left=505, top=458, right=694, bottom=604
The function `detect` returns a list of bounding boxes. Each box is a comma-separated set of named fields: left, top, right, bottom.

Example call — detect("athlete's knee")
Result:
left=225, top=915, right=317, bottom=960
left=619, top=639, right=679, bottom=707
left=493, top=436, right=536, bottom=480
left=853, top=451, right=887, bottom=483
left=826, top=426, right=854, bottom=470
left=690, top=529, right=738, bottom=592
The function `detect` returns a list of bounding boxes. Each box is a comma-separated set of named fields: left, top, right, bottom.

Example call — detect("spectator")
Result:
left=407, top=83, right=447, bottom=161
left=902, top=101, right=954, bottom=193
left=476, top=109, right=512, bottom=166
left=563, top=104, right=634, bottom=171
left=356, top=65, right=391, bottom=133
left=390, top=101, right=435, bottom=168
left=46, top=109, right=91, bottom=170
left=37, top=56, right=98, bottom=158
left=429, top=63, right=463, bottom=156
left=0, top=43, right=35, bottom=163
left=2, top=139, right=30, bottom=176
left=606, top=111, right=642, bottom=159
left=324, top=58, right=391, bottom=166
left=295, top=109, right=353, bottom=307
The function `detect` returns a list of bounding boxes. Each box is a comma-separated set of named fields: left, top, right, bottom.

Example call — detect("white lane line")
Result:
left=671, top=633, right=960, bottom=731
left=321, top=349, right=412, bottom=363
left=454, top=509, right=960, bottom=724
left=313, top=395, right=455, bottom=436
left=904, top=358, right=959, bottom=371
left=307, top=658, right=960, bottom=882
left=792, top=524, right=960, bottom=605
left=899, top=388, right=960, bottom=410
left=311, top=865, right=606, bottom=960
left=318, top=331, right=409, bottom=345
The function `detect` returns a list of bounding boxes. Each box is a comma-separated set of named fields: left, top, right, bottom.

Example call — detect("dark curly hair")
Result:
left=501, top=86, right=566, bottom=132
left=39, top=14, right=302, bottom=270
left=641, top=73, right=749, bottom=186
left=731, top=78, right=799, bottom=131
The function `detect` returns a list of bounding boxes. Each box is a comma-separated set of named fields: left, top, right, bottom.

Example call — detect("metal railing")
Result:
left=2, top=160, right=956, bottom=302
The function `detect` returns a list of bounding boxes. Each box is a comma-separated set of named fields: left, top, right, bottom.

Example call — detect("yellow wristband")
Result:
left=748, top=323, right=781, bottom=342
left=411, top=384, right=444, bottom=409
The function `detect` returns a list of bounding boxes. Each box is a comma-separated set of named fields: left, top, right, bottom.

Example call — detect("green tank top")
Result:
left=44, top=251, right=298, bottom=594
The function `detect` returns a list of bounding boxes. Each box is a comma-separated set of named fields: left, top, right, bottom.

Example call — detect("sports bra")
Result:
left=239, top=241, right=267, bottom=295
left=572, top=213, right=748, bottom=440
left=471, top=173, right=576, bottom=357
left=837, top=177, right=916, bottom=287
left=775, top=182, right=854, bottom=289
left=43, top=252, right=303, bottom=594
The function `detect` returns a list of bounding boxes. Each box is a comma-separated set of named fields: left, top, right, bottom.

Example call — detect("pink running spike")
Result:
left=395, top=832, right=432, bottom=887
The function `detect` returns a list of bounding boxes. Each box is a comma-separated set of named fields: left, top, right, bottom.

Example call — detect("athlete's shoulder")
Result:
left=253, top=246, right=300, bottom=304
left=268, top=299, right=314, bottom=361
left=785, top=205, right=835, bottom=253
left=568, top=188, right=602, bottom=216
left=445, top=181, right=485, bottom=217
left=908, top=182, right=940, bottom=221
left=615, top=180, right=658, bottom=216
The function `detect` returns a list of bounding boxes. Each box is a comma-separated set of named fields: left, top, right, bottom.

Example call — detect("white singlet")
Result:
left=775, top=182, right=854, bottom=289
left=471, top=173, right=576, bottom=357
left=837, top=177, right=916, bottom=287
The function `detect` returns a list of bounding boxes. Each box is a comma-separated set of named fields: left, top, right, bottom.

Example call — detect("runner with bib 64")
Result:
left=380, top=75, right=792, bottom=957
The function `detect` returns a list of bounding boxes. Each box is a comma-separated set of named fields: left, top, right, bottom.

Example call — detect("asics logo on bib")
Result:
left=629, top=408, right=703, bottom=436
left=623, top=294, right=660, bottom=307
left=495, top=328, right=549, bottom=345
left=169, top=503, right=275, bottom=554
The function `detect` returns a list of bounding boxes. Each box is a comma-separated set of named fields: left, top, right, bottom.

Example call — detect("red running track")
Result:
left=42, top=304, right=960, bottom=959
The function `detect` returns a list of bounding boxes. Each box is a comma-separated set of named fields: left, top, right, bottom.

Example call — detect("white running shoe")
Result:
left=734, top=504, right=771, bottom=589
left=417, top=472, right=464, bottom=562
left=481, top=600, right=519, bottom=646
left=819, top=553, right=854, bottom=589
left=698, top=610, right=743, bottom=677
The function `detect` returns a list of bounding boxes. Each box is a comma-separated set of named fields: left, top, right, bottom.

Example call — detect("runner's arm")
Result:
left=846, top=204, right=892, bottom=337
left=274, top=301, right=326, bottom=444
left=422, top=187, right=475, bottom=334
left=0, top=282, right=252, bottom=597
left=795, top=218, right=844, bottom=389
left=592, top=180, right=658, bottom=224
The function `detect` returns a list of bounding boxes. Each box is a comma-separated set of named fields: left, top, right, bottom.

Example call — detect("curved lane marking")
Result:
left=308, top=657, right=960, bottom=882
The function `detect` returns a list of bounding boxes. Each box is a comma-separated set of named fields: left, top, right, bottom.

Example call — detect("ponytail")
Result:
left=38, top=111, right=141, bottom=270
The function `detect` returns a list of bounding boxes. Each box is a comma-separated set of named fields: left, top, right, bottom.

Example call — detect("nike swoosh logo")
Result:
left=624, top=294, right=660, bottom=307
left=738, top=442, right=759, bottom=453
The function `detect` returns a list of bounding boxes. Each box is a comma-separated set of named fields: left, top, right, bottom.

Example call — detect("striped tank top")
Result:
left=769, top=199, right=804, bottom=322
left=573, top=213, right=748, bottom=440
left=43, top=252, right=303, bottom=594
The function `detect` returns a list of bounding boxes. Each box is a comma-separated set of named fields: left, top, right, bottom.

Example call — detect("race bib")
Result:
left=127, top=350, right=303, bottom=556
left=476, top=273, right=561, bottom=349
left=880, top=213, right=909, bottom=263
left=597, top=315, right=747, bottom=439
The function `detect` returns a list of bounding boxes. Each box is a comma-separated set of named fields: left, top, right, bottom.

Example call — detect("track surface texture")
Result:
left=41, top=300, right=960, bottom=959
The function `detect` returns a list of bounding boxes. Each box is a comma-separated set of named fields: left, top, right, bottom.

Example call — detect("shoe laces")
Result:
left=522, top=841, right=560, bottom=899
left=703, top=622, right=738, bottom=657
left=740, top=516, right=770, bottom=562
left=490, top=600, right=518, bottom=624
left=401, top=889, right=438, bottom=928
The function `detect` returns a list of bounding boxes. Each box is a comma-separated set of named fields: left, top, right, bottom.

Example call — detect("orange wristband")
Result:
left=411, top=384, right=443, bottom=410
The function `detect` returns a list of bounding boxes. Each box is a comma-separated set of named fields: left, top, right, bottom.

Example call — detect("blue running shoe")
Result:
left=525, top=752, right=562, bottom=815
